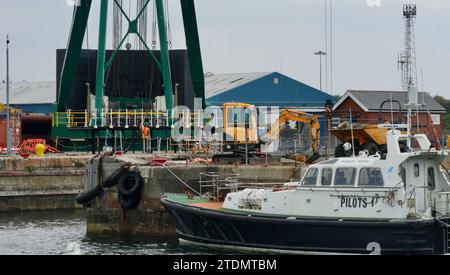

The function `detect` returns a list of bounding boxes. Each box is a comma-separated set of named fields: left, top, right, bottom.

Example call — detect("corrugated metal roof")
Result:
left=0, top=81, right=56, bottom=105
left=335, top=90, right=446, bottom=113
left=205, top=72, right=272, bottom=99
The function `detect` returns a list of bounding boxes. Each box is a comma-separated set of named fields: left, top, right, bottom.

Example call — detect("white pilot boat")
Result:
left=162, top=72, right=450, bottom=255
left=161, top=128, right=450, bottom=255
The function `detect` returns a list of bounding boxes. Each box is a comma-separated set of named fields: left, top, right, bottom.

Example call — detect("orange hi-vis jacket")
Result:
left=142, top=127, right=150, bottom=139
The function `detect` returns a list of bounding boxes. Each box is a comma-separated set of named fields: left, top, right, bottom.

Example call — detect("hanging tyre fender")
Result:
left=76, top=185, right=103, bottom=205
left=117, top=171, right=144, bottom=196
left=118, top=192, right=141, bottom=210
left=102, top=166, right=128, bottom=188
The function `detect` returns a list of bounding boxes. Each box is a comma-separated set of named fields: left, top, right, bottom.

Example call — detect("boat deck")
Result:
left=164, top=194, right=225, bottom=211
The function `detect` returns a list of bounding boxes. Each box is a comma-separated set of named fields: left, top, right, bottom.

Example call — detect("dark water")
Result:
left=0, top=210, right=217, bottom=255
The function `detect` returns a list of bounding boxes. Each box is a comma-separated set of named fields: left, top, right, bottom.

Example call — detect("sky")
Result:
left=0, top=0, right=449, bottom=98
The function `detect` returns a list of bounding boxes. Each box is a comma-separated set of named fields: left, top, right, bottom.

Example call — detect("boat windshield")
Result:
left=302, top=168, right=318, bottom=186
left=334, top=168, right=356, bottom=186
left=358, top=168, right=384, bottom=187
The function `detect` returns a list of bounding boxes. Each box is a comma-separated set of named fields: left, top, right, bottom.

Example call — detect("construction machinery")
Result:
left=331, top=99, right=405, bottom=157
left=220, top=103, right=321, bottom=163
left=264, top=109, right=321, bottom=163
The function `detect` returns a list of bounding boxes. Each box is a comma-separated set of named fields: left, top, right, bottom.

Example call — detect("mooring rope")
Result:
left=162, top=163, right=201, bottom=196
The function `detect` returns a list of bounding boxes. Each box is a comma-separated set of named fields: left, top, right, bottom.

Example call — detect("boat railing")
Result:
left=199, top=172, right=289, bottom=199
left=433, top=192, right=450, bottom=218
left=199, top=172, right=241, bottom=199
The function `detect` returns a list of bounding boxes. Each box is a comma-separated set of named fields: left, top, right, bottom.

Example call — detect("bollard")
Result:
left=36, top=144, right=45, bottom=157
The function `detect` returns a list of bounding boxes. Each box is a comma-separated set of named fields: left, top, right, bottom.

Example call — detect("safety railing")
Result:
left=199, top=172, right=291, bottom=199
left=434, top=192, right=450, bottom=218
left=199, top=172, right=241, bottom=199
left=53, top=109, right=170, bottom=129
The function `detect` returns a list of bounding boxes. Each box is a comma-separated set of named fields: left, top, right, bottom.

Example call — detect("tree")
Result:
left=434, top=95, right=450, bottom=133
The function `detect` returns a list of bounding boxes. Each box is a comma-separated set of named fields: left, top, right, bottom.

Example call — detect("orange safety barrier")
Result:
left=20, top=139, right=60, bottom=154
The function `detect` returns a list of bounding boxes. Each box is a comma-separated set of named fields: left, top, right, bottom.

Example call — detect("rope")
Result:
left=55, top=141, right=92, bottom=150
left=162, top=163, right=201, bottom=196
left=151, top=0, right=157, bottom=50
left=165, top=0, right=172, bottom=49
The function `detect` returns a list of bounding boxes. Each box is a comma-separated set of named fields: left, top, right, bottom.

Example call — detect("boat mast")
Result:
left=399, top=4, right=418, bottom=149
left=399, top=4, right=419, bottom=148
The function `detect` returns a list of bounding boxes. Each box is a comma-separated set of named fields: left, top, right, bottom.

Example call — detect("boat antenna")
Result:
left=350, top=108, right=356, bottom=157
left=390, top=93, right=394, bottom=123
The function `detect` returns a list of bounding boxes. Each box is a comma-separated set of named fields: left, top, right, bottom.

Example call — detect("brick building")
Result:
left=333, top=90, right=446, bottom=144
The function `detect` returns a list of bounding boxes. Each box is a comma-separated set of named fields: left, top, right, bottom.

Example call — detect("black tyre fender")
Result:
left=76, top=185, right=103, bottom=205
left=362, top=142, right=379, bottom=156
left=102, top=167, right=127, bottom=188
left=117, top=171, right=144, bottom=196
left=335, top=144, right=346, bottom=158
left=118, top=192, right=141, bottom=210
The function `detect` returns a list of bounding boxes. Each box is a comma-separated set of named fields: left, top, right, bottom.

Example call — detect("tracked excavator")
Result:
left=219, top=103, right=321, bottom=164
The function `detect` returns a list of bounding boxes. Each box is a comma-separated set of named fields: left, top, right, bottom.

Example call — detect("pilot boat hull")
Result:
left=161, top=195, right=449, bottom=255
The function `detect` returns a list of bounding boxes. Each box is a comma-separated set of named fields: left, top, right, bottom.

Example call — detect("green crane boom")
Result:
left=56, top=0, right=205, bottom=114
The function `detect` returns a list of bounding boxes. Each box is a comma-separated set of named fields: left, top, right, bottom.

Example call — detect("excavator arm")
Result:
left=266, top=110, right=320, bottom=153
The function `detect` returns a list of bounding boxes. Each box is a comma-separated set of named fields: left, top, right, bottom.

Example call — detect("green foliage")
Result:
left=25, top=166, right=37, bottom=174
left=434, top=96, right=450, bottom=133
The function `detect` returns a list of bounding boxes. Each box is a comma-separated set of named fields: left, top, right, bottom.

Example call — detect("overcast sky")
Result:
left=0, top=0, right=449, bottom=97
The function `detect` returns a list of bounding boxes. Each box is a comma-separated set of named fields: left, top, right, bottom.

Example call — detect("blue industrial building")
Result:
left=205, top=72, right=337, bottom=146
left=0, top=81, right=55, bottom=115
left=205, top=72, right=336, bottom=110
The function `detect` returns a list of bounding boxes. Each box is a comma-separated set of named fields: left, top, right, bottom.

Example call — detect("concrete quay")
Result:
left=0, top=155, right=91, bottom=211
left=86, top=157, right=300, bottom=237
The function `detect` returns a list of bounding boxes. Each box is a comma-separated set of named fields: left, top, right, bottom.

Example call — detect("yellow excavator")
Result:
left=265, top=109, right=321, bottom=162
left=221, top=103, right=321, bottom=163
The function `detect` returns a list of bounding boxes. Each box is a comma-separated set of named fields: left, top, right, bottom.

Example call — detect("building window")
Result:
left=321, top=168, right=333, bottom=186
left=334, top=168, right=356, bottom=186
left=358, top=168, right=384, bottom=187
left=274, top=78, right=279, bottom=84
left=303, top=168, right=318, bottom=186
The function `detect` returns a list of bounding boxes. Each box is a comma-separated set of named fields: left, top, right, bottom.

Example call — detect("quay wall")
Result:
left=0, top=156, right=91, bottom=211
left=87, top=161, right=299, bottom=237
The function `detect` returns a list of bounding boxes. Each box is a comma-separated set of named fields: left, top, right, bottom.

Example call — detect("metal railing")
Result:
left=199, top=172, right=241, bottom=199
left=199, top=172, right=290, bottom=199
left=53, top=109, right=170, bottom=129
left=434, top=192, right=450, bottom=218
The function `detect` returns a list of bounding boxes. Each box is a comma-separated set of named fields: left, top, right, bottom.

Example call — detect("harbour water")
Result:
left=0, top=210, right=216, bottom=255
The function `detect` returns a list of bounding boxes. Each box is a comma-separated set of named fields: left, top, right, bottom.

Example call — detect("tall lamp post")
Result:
left=5, top=35, right=11, bottom=156
left=314, top=50, right=327, bottom=91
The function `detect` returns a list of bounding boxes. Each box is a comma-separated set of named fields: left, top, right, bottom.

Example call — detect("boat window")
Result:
left=428, top=167, right=436, bottom=191
left=414, top=163, right=420, bottom=177
left=358, top=168, right=384, bottom=187
left=400, top=165, right=406, bottom=184
left=303, top=168, right=318, bottom=186
left=334, top=168, right=356, bottom=186
left=321, top=168, right=333, bottom=186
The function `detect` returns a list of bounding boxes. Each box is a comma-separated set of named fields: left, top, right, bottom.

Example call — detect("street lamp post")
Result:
left=314, top=51, right=327, bottom=91
left=5, top=35, right=11, bottom=156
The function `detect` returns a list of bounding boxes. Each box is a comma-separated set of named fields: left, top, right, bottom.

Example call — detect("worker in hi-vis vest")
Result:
left=141, top=122, right=151, bottom=153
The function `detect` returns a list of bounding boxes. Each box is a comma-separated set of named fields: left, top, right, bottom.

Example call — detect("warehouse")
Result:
left=205, top=72, right=337, bottom=150
left=333, top=90, right=447, bottom=145
left=0, top=81, right=55, bottom=140
left=205, top=72, right=336, bottom=111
